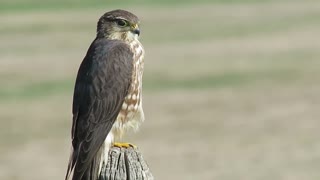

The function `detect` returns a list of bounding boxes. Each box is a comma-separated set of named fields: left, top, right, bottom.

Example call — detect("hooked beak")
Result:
left=131, top=24, right=140, bottom=36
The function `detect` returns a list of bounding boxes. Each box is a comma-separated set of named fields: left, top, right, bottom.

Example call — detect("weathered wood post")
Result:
left=99, top=146, right=154, bottom=180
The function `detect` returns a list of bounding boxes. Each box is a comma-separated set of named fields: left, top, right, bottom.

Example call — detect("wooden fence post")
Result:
left=99, top=147, right=154, bottom=180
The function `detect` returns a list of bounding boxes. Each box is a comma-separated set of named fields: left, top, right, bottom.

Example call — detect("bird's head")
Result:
left=97, top=9, right=141, bottom=42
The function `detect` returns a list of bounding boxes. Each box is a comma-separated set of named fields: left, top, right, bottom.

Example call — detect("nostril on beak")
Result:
left=133, top=29, right=140, bottom=36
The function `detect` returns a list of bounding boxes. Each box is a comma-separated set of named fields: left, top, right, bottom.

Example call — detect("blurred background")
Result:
left=1, top=0, right=320, bottom=179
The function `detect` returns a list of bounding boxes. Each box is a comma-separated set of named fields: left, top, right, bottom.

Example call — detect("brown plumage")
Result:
left=65, top=9, right=145, bottom=180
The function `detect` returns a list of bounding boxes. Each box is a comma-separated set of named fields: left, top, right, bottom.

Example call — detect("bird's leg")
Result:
left=113, top=142, right=137, bottom=148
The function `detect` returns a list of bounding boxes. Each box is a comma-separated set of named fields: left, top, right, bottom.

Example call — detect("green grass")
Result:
left=0, top=80, right=73, bottom=101
left=0, top=0, right=307, bottom=13
left=144, top=13, right=320, bottom=43
left=0, top=68, right=301, bottom=101
left=1, top=8, right=319, bottom=45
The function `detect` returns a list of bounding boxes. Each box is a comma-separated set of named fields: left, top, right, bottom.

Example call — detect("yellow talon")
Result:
left=113, top=142, right=136, bottom=148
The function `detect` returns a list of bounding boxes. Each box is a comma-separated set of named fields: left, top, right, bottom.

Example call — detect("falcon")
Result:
left=65, top=9, right=145, bottom=180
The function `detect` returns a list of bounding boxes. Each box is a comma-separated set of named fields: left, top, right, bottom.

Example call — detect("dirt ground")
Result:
left=1, top=2, right=320, bottom=180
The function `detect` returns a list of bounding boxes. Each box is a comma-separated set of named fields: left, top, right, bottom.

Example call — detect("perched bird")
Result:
left=65, top=9, right=145, bottom=180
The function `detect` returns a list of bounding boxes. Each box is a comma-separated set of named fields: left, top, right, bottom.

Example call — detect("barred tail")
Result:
left=65, top=133, right=113, bottom=180
left=65, top=147, right=76, bottom=180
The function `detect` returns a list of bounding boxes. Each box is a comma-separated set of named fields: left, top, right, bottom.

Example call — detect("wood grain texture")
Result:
left=99, top=147, right=154, bottom=180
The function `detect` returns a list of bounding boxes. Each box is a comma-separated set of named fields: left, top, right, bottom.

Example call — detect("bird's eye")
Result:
left=116, top=19, right=127, bottom=27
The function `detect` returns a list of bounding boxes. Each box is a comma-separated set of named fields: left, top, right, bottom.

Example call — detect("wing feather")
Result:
left=66, top=38, right=134, bottom=180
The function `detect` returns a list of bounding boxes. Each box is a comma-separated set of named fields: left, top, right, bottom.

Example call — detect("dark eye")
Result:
left=116, top=19, right=127, bottom=27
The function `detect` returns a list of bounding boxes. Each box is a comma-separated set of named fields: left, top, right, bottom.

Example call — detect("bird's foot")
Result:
left=113, top=142, right=137, bottom=149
